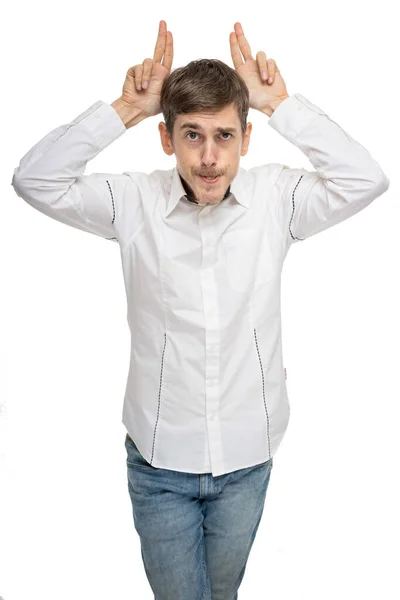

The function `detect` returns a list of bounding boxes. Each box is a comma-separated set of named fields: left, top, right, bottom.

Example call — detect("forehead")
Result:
left=176, top=103, right=240, bottom=131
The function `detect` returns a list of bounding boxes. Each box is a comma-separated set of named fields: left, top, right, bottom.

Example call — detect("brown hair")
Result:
left=160, top=59, right=249, bottom=141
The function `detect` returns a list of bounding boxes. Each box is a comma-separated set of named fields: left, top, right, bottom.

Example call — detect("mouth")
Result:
left=198, top=175, right=221, bottom=184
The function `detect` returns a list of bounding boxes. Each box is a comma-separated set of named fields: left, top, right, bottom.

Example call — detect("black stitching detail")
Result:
left=105, top=179, right=116, bottom=224
left=105, top=237, right=118, bottom=241
left=253, top=328, right=271, bottom=458
left=289, top=175, right=305, bottom=241
left=150, top=332, right=167, bottom=465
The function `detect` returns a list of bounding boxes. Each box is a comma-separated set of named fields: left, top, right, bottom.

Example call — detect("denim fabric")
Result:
left=125, top=433, right=274, bottom=600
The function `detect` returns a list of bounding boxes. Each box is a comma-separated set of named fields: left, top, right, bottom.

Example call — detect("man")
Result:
left=11, top=19, right=389, bottom=600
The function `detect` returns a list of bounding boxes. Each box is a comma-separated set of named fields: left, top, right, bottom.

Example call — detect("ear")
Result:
left=240, top=122, right=252, bottom=157
left=158, top=122, right=175, bottom=156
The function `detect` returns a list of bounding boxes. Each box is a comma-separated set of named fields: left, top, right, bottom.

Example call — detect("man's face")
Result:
left=159, top=102, right=252, bottom=207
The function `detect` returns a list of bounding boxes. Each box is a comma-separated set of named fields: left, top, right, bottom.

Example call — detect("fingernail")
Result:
left=143, top=81, right=148, bottom=89
left=261, top=71, right=267, bottom=80
left=268, top=77, right=273, bottom=83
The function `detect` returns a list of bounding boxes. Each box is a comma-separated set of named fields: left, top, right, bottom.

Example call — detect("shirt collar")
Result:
left=165, top=165, right=249, bottom=217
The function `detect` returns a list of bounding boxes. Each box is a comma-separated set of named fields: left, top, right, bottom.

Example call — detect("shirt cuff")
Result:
left=73, top=100, right=127, bottom=150
left=268, top=93, right=326, bottom=140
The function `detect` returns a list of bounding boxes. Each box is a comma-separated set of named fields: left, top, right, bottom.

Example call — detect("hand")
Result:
left=116, top=20, right=173, bottom=119
left=229, top=22, right=289, bottom=115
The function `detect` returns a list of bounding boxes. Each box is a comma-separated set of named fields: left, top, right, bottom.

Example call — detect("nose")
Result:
left=201, top=141, right=219, bottom=166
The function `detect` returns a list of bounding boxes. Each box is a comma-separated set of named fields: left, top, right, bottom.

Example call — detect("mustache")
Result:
left=196, top=172, right=223, bottom=177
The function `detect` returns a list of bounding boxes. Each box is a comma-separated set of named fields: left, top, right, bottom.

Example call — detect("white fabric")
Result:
left=11, top=93, right=390, bottom=476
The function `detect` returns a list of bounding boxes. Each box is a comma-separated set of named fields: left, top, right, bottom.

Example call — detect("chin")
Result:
left=189, top=174, right=230, bottom=206
left=197, top=197, right=224, bottom=207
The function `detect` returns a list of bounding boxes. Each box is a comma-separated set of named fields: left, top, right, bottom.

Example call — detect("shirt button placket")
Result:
left=199, top=207, right=223, bottom=473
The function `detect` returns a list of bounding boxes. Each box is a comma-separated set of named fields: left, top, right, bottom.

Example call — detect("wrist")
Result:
left=110, top=98, right=148, bottom=129
left=261, top=95, right=290, bottom=117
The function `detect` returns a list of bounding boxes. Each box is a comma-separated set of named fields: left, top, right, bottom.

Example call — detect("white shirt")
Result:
left=11, top=93, right=390, bottom=476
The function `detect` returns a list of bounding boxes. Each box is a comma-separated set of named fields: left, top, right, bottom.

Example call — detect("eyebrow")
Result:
left=180, top=122, right=238, bottom=134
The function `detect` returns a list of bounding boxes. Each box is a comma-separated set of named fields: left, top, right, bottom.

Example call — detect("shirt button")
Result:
left=208, top=344, right=218, bottom=352
left=209, top=414, right=215, bottom=421
left=202, top=270, right=212, bottom=280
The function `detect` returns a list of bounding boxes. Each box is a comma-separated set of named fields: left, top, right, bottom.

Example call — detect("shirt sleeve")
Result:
left=268, top=94, right=390, bottom=246
left=11, top=100, right=129, bottom=243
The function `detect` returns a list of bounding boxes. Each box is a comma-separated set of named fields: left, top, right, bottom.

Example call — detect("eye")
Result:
left=185, top=132, right=232, bottom=141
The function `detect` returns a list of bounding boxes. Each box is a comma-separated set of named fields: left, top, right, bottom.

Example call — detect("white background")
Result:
left=2, top=0, right=399, bottom=598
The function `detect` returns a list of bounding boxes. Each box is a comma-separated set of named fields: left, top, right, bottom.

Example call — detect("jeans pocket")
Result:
left=125, top=434, right=157, bottom=470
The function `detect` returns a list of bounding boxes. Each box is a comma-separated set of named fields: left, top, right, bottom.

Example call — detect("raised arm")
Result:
left=11, top=20, right=174, bottom=243
left=229, top=22, right=389, bottom=247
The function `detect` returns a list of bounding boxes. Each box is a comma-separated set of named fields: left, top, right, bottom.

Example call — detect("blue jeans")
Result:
left=125, top=433, right=274, bottom=600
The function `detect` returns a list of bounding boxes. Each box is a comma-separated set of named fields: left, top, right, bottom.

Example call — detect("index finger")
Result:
left=153, top=20, right=168, bottom=64
left=234, top=22, right=253, bottom=61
